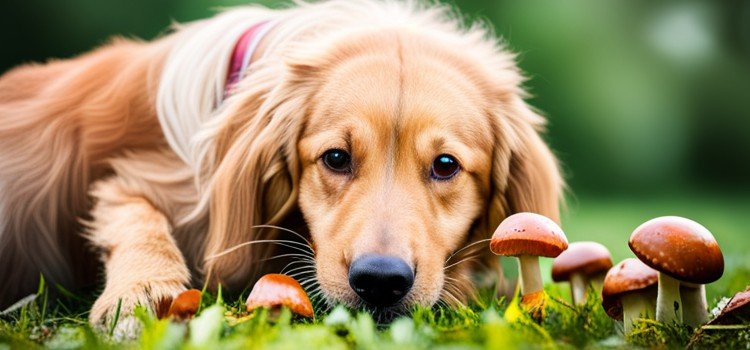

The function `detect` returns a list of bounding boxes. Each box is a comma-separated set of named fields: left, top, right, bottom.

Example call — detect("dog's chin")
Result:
left=322, top=292, right=420, bottom=324
left=365, top=306, right=409, bottom=324
left=350, top=301, right=412, bottom=324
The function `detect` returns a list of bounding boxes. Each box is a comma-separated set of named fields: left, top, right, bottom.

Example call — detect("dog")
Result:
left=0, top=0, right=562, bottom=333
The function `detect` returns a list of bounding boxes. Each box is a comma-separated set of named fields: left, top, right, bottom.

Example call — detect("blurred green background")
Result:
left=2, top=0, right=749, bottom=298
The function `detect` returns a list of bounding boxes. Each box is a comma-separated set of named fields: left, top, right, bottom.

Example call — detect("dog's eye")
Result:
left=322, top=149, right=352, bottom=173
left=431, top=154, right=460, bottom=180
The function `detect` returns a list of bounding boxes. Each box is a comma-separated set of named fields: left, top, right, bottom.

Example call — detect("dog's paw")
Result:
left=89, top=282, right=186, bottom=339
left=108, top=315, right=142, bottom=341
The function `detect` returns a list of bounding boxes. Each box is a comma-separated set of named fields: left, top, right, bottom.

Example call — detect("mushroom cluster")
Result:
left=489, top=213, right=728, bottom=332
left=628, top=216, right=724, bottom=326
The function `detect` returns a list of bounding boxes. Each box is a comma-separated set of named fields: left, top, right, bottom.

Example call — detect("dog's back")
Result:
left=0, top=39, right=169, bottom=307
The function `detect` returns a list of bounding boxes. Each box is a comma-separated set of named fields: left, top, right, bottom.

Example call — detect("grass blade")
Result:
left=108, top=298, right=122, bottom=337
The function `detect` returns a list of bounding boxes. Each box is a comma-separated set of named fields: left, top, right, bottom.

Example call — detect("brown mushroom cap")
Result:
left=490, top=212, right=568, bottom=257
left=710, top=287, right=750, bottom=325
left=166, top=289, right=202, bottom=320
left=551, top=241, right=613, bottom=282
left=601, top=258, right=658, bottom=319
left=628, top=216, right=724, bottom=284
left=246, top=274, right=313, bottom=318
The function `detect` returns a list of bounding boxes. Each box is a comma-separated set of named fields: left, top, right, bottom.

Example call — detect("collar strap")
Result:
left=225, top=20, right=277, bottom=97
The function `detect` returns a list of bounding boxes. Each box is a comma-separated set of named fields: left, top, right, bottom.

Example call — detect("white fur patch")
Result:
left=156, top=7, right=275, bottom=169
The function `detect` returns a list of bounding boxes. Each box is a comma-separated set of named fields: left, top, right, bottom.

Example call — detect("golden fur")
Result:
left=0, top=0, right=562, bottom=333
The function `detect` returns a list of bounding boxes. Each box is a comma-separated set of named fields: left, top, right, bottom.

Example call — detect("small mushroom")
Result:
left=491, top=212, right=568, bottom=301
left=629, top=216, right=724, bottom=325
left=709, top=286, right=750, bottom=325
left=246, top=274, right=313, bottom=318
left=601, top=258, right=658, bottom=334
left=159, top=289, right=201, bottom=320
left=552, top=241, right=613, bottom=305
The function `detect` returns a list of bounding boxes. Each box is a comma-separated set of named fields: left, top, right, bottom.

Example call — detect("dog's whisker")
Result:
left=282, top=261, right=315, bottom=274
left=299, top=278, right=321, bottom=289
left=260, top=253, right=315, bottom=263
left=285, top=266, right=316, bottom=276
left=283, top=264, right=317, bottom=275
left=444, top=245, right=486, bottom=269
left=289, top=273, right=317, bottom=284
left=443, top=253, right=481, bottom=271
left=444, top=292, right=463, bottom=307
left=444, top=238, right=491, bottom=264
left=278, top=261, right=317, bottom=274
left=446, top=282, right=465, bottom=296
left=306, top=286, right=322, bottom=296
left=252, top=224, right=313, bottom=249
left=439, top=298, right=453, bottom=309
left=286, top=265, right=317, bottom=285
left=279, top=261, right=302, bottom=275
left=286, top=268, right=317, bottom=280
left=443, top=275, right=463, bottom=284
left=308, top=291, right=323, bottom=301
left=247, top=238, right=314, bottom=253
left=439, top=283, right=464, bottom=307
left=302, top=284, right=321, bottom=295
left=302, top=280, right=320, bottom=290
left=298, top=276, right=322, bottom=297
left=299, top=281, right=318, bottom=292
left=439, top=272, right=474, bottom=308
left=279, top=260, right=316, bottom=274
left=279, top=260, right=312, bottom=275
left=205, top=239, right=313, bottom=262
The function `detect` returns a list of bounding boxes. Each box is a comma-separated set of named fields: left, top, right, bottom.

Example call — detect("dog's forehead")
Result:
left=304, top=48, right=492, bottom=147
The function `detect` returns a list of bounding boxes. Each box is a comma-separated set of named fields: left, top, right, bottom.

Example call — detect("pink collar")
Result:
left=225, top=20, right=277, bottom=96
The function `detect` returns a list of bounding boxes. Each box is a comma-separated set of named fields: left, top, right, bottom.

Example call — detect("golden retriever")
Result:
left=0, top=0, right=561, bottom=333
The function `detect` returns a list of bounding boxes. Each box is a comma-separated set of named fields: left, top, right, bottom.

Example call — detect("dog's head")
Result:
left=201, top=23, right=561, bottom=316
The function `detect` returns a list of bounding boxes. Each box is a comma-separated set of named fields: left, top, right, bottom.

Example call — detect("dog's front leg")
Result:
left=86, top=177, right=190, bottom=338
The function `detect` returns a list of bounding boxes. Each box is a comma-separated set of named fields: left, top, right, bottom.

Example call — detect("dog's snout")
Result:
left=348, top=254, right=414, bottom=307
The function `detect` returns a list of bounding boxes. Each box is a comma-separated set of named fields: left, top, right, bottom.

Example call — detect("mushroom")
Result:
left=601, top=258, right=658, bottom=334
left=491, top=212, right=568, bottom=302
left=709, top=286, right=750, bottom=325
left=246, top=274, right=313, bottom=318
left=158, top=289, right=202, bottom=320
left=629, top=216, right=724, bottom=325
left=552, top=241, right=613, bottom=305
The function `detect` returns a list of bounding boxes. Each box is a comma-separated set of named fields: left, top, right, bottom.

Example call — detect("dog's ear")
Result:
left=202, top=62, right=319, bottom=290
left=485, top=94, right=563, bottom=232
left=470, top=94, right=563, bottom=297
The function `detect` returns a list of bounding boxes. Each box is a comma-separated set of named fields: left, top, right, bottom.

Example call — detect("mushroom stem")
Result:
left=656, top=273, right=682, bottom=323
left=518, top=255, right=543, bottom=295
left=591, top=273, right=606, bottom=292
left=569, top=272, right=587, bottom=305
left=621, top=291, right=655, bottom=334
left=681, top=284, right=708, bottom=327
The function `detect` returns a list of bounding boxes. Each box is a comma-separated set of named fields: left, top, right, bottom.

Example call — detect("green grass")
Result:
left=2, top=195, right=749, bottom=349
left=2, top=278, right=749, bottom=349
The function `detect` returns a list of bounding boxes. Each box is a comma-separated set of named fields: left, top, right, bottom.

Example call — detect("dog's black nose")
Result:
left=348, top=254, right=414, bottom=307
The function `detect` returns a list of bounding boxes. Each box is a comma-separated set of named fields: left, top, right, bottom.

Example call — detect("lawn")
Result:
left=2, top=195, right=749, bottom=349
